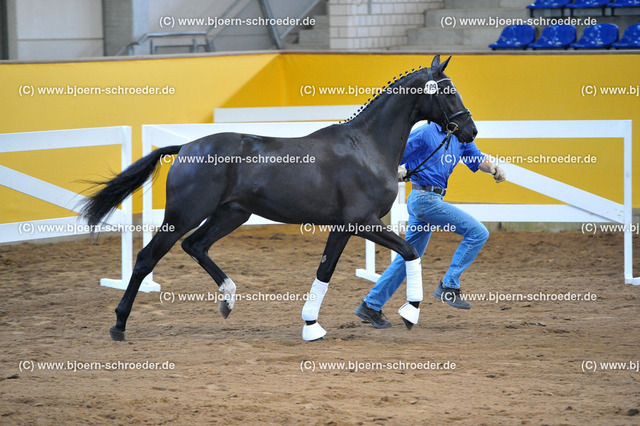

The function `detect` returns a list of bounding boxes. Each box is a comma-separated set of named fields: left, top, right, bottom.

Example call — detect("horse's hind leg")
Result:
left=181, top=205, right=251, bottom=318
left=301, top=231, right=351, bottom=341
left=110, top=219, right=194, bottom=341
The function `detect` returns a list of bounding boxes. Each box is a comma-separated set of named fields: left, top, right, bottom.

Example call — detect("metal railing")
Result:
left=117, top=32, right=211, bottom=56
left=115, top=0, right=324, bottom=56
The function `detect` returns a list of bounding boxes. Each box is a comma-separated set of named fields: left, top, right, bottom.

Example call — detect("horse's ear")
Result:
left=437, top=55, right=452, bottom=74
left=430, top=55, right=441, bottom=68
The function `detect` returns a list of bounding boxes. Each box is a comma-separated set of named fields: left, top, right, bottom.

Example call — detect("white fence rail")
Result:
left=6, top=113, right=632, bottom=296
left=214, top=111, right=636, bottom=286
left=213, top=105, right=359, bottom=123
left=0, top=126, right=134, bottom=289
left=142, top=115, right=636, bottom=289
left=216, top=111, right=636, bottom=286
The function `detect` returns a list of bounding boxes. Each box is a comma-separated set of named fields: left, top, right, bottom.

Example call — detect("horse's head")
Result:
left=416, top=55, right=477, bottom=143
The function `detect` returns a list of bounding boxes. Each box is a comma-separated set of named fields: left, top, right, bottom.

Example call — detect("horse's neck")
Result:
left=351, top=91, right=421, bottom=166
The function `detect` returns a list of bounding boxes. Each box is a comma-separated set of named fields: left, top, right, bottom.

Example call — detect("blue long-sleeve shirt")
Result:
left=402, top=122, right=485, bottom=189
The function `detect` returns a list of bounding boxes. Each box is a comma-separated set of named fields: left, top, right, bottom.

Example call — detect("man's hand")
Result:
left=491, top=165, right=506, bottom=183
left=479, top=158, right=506, bottom=183
left=397, top=164, right=407, bottom=182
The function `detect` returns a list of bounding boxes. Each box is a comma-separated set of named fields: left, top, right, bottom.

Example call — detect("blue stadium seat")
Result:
left=527, top=0, right=572, bottom=9
left=489, top=25, right=536, bottom=49
left=609, top=0, right=640, bottom=6
left=566, top=0, right=612, bottom=7
left=612, top=23, right=640, bottom=48
left=571, top=23, right=619, bottom=48
left=530, top=25, right=577, bottom=48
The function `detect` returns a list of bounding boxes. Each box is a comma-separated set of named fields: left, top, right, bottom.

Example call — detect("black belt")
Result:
left=412, top=184, right=446, bottom=197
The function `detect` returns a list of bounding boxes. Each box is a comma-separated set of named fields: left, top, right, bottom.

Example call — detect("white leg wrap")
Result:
left=219, top=278, right=236, bottom=310
left=405, top=258, right=423, bottom=302
left=398, top=302, right=420, bottom=325
left=302, top=322, right=326, bottom=341
left=301, top=278, right=329, bottom=321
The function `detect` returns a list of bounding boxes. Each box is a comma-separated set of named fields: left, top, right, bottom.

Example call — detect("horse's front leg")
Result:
left=301, top=231, right=351, bottom=341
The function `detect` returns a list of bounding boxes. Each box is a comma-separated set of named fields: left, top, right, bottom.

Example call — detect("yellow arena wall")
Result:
left=1, top=53, right=638, bottom=224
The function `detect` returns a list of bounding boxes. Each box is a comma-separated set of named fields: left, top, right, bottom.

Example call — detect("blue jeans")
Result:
left=364, top=189, right=489, bottom=311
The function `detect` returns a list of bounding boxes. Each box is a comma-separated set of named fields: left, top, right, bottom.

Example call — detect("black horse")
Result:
left=82, top=55, right=477, bottom=341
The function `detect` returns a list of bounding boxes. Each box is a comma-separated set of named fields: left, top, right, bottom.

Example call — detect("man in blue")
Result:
left=355, top=121, right=506, bottom=329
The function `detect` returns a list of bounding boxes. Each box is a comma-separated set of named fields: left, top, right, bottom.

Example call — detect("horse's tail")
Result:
left=81, top=145, right=182, bottom=227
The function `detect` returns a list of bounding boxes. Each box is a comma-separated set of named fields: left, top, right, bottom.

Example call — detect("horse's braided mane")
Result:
left=339, top=66, right=426, bottom=124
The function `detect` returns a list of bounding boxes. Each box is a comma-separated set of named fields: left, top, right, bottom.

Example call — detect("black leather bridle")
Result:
left=426, top=65, right=471, bottom=134
left=402, top=67, right=472, bottom=182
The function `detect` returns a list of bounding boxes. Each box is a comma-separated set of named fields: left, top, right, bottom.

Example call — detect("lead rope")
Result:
left=402, top=129, right=454, bottom=182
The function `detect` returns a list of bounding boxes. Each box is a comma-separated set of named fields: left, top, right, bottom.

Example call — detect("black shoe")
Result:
left=432, top=282, right=471, bottom=309
left=354, top=301, right=392, bottom=329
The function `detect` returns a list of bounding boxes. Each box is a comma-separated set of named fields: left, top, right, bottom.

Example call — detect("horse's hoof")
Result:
left=401, top=317, right=414, bottom=330
left=219, top=300, right=232, bottom=319
left=109, top=326, right=125, bottom=341
left=308, top=336, right=326, bottom=342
